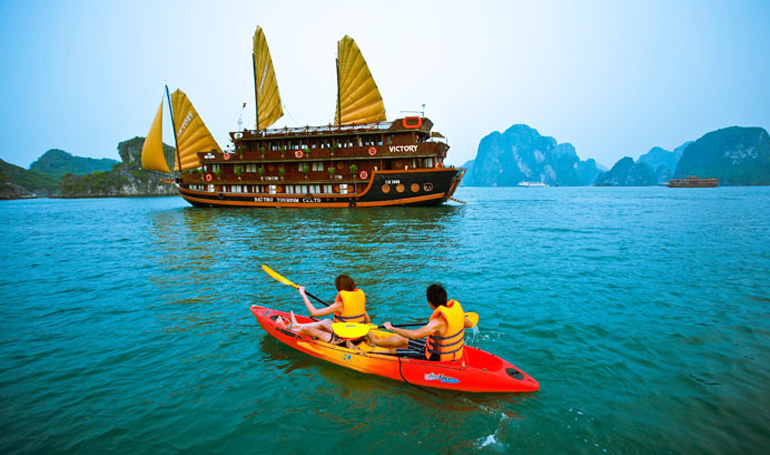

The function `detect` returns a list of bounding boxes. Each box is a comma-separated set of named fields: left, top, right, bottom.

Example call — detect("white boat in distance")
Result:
left=518, top=181, right=549, bottom=187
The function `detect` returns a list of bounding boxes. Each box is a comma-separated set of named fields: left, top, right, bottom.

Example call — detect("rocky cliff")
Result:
left=59, top=137, right=177, bottom=197
left=466, top=124, right=601, bottom=186
left=594, top=157, right=657, bottom=186
left=596, top=126, right=770, bottom=186
left=673, top=126, right=770, bottom=185
left=0, top=159, right=60, bottom=199
left=30, top=149, right=119, bottom=179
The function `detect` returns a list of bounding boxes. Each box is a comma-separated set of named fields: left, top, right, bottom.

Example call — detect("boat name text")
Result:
left=388, top=145, right=418, bottom=153
left=253, top=197, right=322, bottom=204
left=177, top=111, right=195, bottom=138
left=385, top=180, right=401, bottom=185
left=424, top=373, right=460, bottom=384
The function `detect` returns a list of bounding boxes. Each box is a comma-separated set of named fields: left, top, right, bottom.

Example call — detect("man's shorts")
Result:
left=396, top=338, right=440, bottom=361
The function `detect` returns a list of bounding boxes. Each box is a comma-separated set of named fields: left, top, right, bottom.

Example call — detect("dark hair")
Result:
left=426, top=284, right=447, bottom=307
left=335, top=274, right=356, bottom=292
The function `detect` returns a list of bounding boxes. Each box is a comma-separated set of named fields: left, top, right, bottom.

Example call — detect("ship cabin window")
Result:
left=424, top=158, right=434, bottom=168
left=246, top=164, right=258, bottom=173
left=324, top=184, right=333, bottom=194
left=339, top=184, right=348, bottom=194
left=386, top=135, right=393, bottom=145
left=358, top=137, right=363, bottom=147
left=363, top=136, right=379, bottom=147
left=311, top=162, right=324, bottom=172
left=269, top=185, right=277, bottom=194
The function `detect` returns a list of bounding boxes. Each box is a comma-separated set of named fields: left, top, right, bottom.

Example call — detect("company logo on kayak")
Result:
left=424, top=373, right=460, bottom=384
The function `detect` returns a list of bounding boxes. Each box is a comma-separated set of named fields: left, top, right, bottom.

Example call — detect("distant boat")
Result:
left=664, top=176, right=719, bottom=188
left=518, top=181, right=548, bottom=188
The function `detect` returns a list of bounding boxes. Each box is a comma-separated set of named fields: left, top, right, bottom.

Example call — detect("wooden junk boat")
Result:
left=663, top=176, right=719, bottom=188
left=140, top=27, right=465, bottom=208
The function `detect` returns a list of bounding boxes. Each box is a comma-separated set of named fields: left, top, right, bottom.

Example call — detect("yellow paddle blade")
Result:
left=261, top=264, right=299, bottom=289
left=465, top=312, right=479, bottom=328
left=332, top=323, right=374, bottom=339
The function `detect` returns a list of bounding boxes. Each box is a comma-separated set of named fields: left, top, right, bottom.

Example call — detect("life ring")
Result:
left=205, top=174, right=213, bottom=182
left=295, top=150, right=304, bottom=159
left=359, top=170, right=368, bottom=180
left=403, top=116, right=422, bottom=129
left=368, top=147, right=377, bottom=156
left=218, top=193, right=225, bottom=200
left=223, top=153, right=231, bottom=160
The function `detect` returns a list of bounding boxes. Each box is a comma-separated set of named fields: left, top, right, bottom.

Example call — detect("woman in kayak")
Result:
left=280, top=274, right=370, bottom=344
left=368, top=284, right=473, bottom=361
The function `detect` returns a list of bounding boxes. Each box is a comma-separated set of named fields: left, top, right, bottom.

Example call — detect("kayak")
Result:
left=250, top=305, right=539, bottom=393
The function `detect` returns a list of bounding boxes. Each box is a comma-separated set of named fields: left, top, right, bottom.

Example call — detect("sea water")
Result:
left=1, top=187, right=768, bottom=454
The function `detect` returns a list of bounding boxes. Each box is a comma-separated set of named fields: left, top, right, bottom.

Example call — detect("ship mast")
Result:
left=336, top=56, right=341, bottom=128
left=165, top=84, right=182, bottom=173
left=252, top=51, right=259, bottom=131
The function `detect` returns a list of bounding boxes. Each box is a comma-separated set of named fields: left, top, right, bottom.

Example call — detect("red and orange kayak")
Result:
left=250, top=305, right=539, bottom=393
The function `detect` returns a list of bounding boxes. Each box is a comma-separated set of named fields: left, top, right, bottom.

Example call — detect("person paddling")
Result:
left=368, top=284, right=472, bottom=361
left=287, top=274, right=371, bottom=344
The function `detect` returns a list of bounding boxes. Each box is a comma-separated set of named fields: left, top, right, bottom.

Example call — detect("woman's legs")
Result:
left=289, top=311, right=334, bottom=343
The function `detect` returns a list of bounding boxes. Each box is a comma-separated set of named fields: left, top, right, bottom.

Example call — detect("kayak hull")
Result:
left=250, top=305, right=539, bottom=393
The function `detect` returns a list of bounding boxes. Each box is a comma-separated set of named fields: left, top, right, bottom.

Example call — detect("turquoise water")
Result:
left=1, top=187, right=769, bottom=454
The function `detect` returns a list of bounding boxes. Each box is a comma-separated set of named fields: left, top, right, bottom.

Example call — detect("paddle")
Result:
left=261, top=264, right=330, bottom=307
left=332, top=312, right=479, bottom=338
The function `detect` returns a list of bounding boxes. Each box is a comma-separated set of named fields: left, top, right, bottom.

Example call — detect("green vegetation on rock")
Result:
left=0, top=159, right=60, bottom=199
left=30, top=149, right=119, bottom=179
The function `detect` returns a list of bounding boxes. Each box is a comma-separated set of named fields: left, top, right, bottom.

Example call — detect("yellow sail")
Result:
left=141, top=101, right=171, bottom=173
left=253, top=26, right=283, bottom=130
left=170, top=89, right=221, bottom=172
left=335, top=35, right=386, bottom=125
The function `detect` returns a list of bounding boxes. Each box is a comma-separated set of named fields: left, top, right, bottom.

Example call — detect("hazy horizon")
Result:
left=1, top=0, right=769, bottom=170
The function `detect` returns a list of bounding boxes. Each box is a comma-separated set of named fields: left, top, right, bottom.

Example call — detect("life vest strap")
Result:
left=334, top=313, right=365, bottom=322
left=427, top=344, right=464, bottom=356
left=428, top=336, right=464, bottom=348
left=429, top=328, right=465, bottom=341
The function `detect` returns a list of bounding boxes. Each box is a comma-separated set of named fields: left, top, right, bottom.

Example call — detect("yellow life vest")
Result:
left=425, top=299, right=465, bottom=361
left=333, top=289, right=366, bottom=323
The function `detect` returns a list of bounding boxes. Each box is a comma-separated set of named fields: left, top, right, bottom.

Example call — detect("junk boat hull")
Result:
left=250, top=305, right=539, bottom=393
left=177, top=167, right=464, bottom=208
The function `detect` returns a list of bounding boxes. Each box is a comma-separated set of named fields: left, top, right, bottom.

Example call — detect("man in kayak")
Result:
left=368, top=284, right=472, bottom=361
left=283, top=274, right=371, bottom=344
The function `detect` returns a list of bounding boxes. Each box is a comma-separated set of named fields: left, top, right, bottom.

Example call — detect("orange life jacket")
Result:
left=425, top=299, right=465, bottom=361
left=333, top=289, right=366, bottom=323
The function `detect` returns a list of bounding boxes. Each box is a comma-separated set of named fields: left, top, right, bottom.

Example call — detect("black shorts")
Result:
left=328, top=332, right=364, bottom=346
left=396, top=339, right=440, bottom=361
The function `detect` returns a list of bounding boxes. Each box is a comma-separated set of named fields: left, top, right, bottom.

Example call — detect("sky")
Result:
left=1, top=0, right=769, bottom=169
